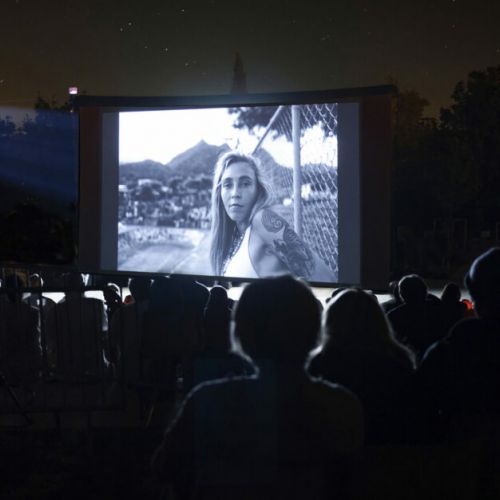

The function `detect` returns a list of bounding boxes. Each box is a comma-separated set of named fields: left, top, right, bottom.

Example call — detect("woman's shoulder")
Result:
left=250, top=207, right=288, bottom=239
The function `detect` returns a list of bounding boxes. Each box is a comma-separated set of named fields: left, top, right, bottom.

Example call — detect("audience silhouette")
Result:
left=4, top=246, right=500, bottom=498
left=381, top=280, right=402, bottom=314
left=187, top=285, right=254, bottom=390
left=23, top=273, right=56, bottom=310
left=45, top=272, right=108, bottom=378
left=108, top=276, right=151, bottom=384
left=103, top=282, right=123, bottom=321
left=440, top=282, right=467, bottom=334
left=0, top=274, right=41, bottom=393
left=419, top=248, right=500, bottom=429
left=140, top=276, right=184, bottom=398
left=153, top=275, right=363, bottom=500
left=171, top=277, right=209, bottom=388
left=308, top=288, right=416, bottom=445
left=387, top=274, right=445, bottom=363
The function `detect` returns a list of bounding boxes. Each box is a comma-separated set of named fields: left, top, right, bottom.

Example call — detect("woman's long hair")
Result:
left=316, top=288, right=415, bottom=367
left=210, top=151, right=271, bottom=275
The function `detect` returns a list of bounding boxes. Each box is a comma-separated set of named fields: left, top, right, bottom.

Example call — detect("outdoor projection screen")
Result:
left=77, top=87, right=395, bottom=289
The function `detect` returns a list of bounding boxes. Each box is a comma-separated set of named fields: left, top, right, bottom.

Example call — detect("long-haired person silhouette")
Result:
left=308, top=288, right=416, bottom=444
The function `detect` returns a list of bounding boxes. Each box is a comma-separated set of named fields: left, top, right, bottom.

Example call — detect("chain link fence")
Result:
left=253, top=104, right=338, bottom=277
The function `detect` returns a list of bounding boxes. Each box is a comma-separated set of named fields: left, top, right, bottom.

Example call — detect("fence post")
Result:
left=292, top=105, right=302, bottom=237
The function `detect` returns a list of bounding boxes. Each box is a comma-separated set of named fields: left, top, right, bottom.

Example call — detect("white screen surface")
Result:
left=116, top=104, right=343, bottom=282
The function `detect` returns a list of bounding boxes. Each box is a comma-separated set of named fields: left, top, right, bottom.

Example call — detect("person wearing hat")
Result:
left=464, top=247, right=500, bottom=319
left=417, top=247, right=500, bottom=441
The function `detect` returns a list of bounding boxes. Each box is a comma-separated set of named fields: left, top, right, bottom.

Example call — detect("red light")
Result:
left=462, top=299, right=473, bottom=311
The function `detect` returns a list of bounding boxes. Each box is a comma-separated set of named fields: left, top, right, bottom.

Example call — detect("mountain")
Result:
left=119, top=142, right=230, bottom=184
left=167, top=140, right=229, bottom=177
left=118, top=141, right=334, bottom=191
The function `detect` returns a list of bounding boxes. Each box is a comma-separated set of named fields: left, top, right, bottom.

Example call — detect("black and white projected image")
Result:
left=118, top=104, right=339, bottom=281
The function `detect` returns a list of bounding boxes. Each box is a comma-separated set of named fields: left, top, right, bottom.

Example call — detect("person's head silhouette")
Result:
left=61, top=272, right=85, bottom=298
left=398, top=274, right=427, bottom=304
left=232, top=275, right=320, bottom=368
left=465, top=247, right=500, bottom=318
left=207, top=285, right=229, bottom=306
left=128, top=276, right=151, bottom=303
left=322, top=288, right=390, bottom=347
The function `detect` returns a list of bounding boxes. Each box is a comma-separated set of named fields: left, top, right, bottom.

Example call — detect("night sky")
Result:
left=1, top=0, right=499, bottom=116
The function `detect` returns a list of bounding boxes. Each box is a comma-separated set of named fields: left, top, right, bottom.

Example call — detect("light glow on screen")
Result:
left=119, top=107, right=337, bottom=168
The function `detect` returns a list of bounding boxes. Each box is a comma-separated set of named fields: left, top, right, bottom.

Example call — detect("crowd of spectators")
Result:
left=0, top=247, right=499, bottom=498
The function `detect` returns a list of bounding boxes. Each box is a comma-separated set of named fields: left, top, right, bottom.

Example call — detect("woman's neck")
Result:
left=236, top=221, right=248, bottom=234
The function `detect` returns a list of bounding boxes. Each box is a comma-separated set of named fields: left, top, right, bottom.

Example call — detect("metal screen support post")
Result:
left=292, top=105, right=302, bottom=237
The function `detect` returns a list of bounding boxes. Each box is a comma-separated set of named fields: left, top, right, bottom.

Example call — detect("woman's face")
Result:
left=220, top=161, right=259, bottom=225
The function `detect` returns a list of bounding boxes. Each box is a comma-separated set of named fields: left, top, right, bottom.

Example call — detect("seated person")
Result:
left=0, top=274, right=41, bottom=391
left=187, top=286, right=254, bottom=390
left=419, top=248, right=500, bottom=427
left=388, top=274, right=445, bottom=363
left=45, top=272, right=108, bottom=377
left=308, top=288, right=416, bottom=445
left=440, top=282, right=467, bottom=334
left=23, top=273, right=56, bottom=309
left=153, top=275, right=362, bottom=500
left=23, top=273, right=56, bottom=344
left=103, top=282, right=123, bottom=322
left=108, top=276, right=151, bottom=383
left=381, top=280, right=402, bottom=314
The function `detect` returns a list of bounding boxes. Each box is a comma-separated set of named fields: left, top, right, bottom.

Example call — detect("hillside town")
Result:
left=118, top=174, right=212, bottom=229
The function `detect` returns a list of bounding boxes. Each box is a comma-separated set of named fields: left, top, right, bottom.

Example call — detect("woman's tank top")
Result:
left=224, top=226, right=258, bottom=278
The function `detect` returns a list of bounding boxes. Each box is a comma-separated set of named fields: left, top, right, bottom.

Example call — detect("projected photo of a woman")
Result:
left=210, top=151, right=335, bottom=281
left=117, top=105, right=339, bottom=282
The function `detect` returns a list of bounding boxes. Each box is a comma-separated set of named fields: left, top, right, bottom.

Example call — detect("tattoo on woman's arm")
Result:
left=261, top=209, right=286, bottom=233
left=273, top=226, right=315, bottom=278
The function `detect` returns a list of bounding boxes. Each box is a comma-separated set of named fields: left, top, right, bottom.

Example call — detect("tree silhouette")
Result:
left=391, top=67, right=500, bottom=276
left=0, top=115, right=16, bottom=137
left=440, top=65, right=500, bottom=225
left=228, top=105, right=279, bottom=134
left=392, top=86, right=465, bottom=275
left=0, top=95, right=77, bottom=265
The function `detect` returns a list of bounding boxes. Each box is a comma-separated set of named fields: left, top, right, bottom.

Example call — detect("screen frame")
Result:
left=76, top=85, right=396, bottom=290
